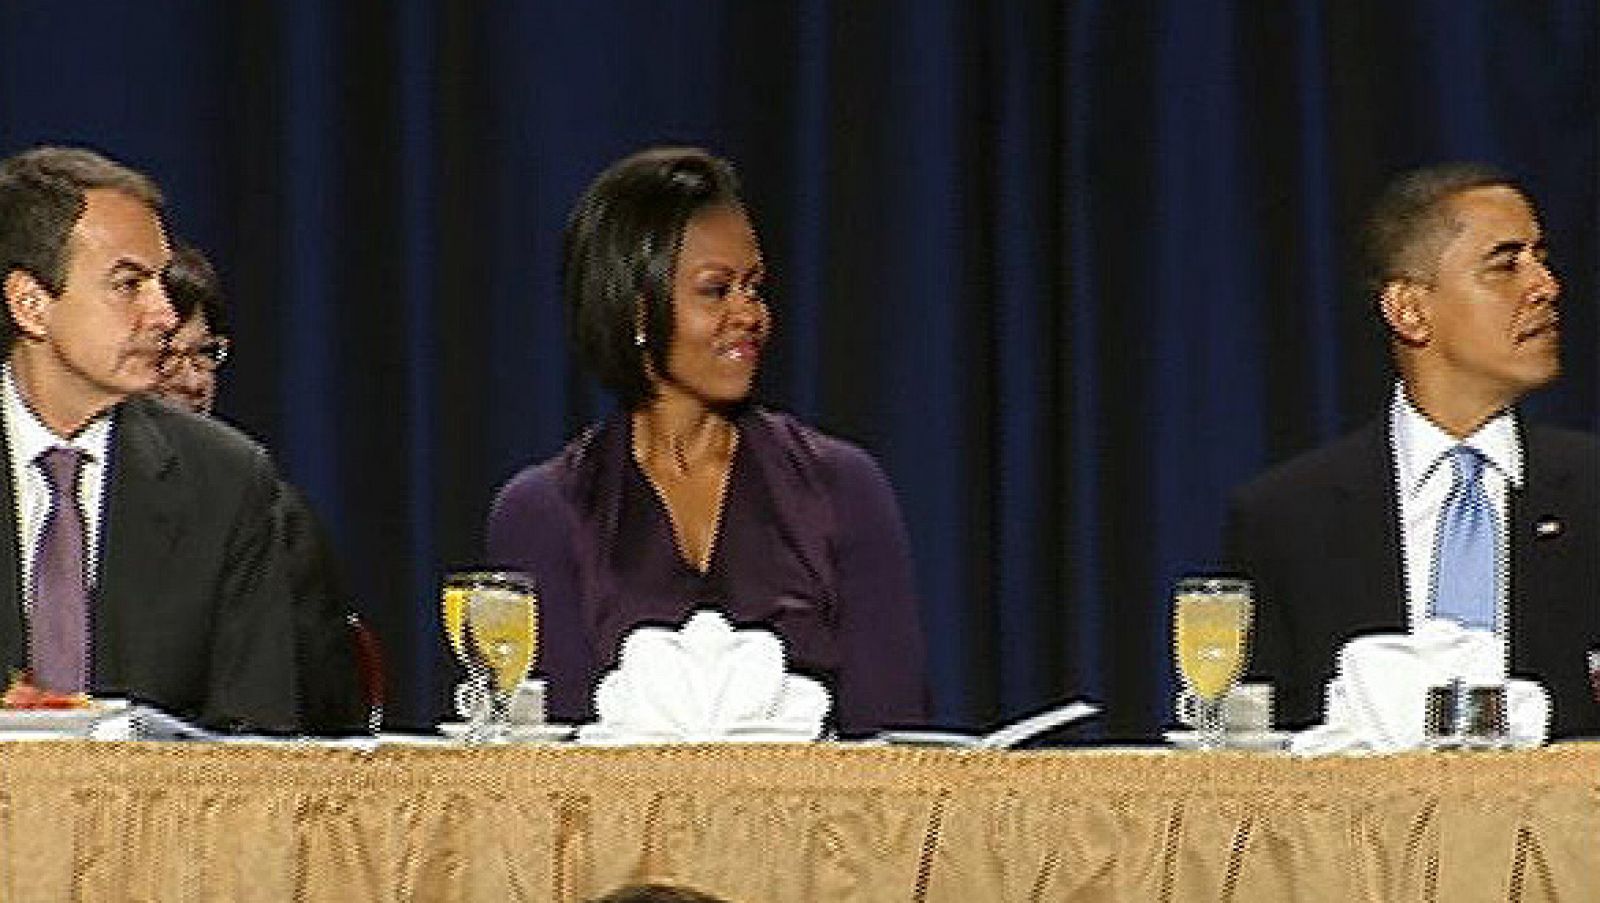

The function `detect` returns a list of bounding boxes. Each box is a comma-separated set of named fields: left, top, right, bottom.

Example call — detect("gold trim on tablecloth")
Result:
left=1, top=742, right=1596, bottom=902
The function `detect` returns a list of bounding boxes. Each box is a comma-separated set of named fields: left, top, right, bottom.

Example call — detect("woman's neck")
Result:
left=631, top=400, right=737, bottom=477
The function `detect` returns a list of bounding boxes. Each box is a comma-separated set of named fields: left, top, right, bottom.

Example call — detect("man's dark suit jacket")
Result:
left=0, top=395, right=299, bottom=731
left=1225, top=416, right=1600, bottom=738
left=273, top=482, right=366, bottom=734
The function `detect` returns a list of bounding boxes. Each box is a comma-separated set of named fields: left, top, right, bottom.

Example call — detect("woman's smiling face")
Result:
left=652, top=203, right=770, bottom=408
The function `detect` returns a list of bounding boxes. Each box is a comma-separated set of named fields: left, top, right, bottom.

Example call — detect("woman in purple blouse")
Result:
left=486, top=148, right=928, bottom=736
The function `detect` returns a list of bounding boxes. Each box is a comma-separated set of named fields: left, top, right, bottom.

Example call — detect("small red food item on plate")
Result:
left=2, top=670, right=91, bottom=709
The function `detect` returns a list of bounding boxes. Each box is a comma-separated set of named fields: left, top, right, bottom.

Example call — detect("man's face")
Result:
left=30, top=189, right=176, bottom=413
left=1412, top=185, right=1561, bottom=410
left=153, top=311, right=222, bottom=415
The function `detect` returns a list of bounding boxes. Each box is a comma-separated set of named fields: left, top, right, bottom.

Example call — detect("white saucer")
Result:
left=439, top=722, right=574, bottom=743
left=1164, top=729, right=1291, bottom=751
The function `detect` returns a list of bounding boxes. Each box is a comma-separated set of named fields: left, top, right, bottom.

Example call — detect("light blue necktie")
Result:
left=1431, top=446, right=1499, bottom=632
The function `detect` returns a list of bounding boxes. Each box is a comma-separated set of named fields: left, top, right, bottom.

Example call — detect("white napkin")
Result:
left=576, top=610, right=830, bottom=744
left=1291, top=619, right=1549, bottom=755
left=89, top=705, right=216, bottom=741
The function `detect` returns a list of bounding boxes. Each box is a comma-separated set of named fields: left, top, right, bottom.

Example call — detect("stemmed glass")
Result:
left=442, top=571, right=538, bottom=743
left=1173, top=576, right=1253, bottom=750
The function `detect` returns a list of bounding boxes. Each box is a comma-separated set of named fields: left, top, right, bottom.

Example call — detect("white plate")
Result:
left=0, top=698, right=128, bottom=735
left=719, top=724, right=820, bottom=743
left=1164, top=729, right=1291, bottom=751
left=877, top=730, right=982, bottom=748
left=572, top=726, right=819, bottom=746
left=438, top=722, right=573, bottom=743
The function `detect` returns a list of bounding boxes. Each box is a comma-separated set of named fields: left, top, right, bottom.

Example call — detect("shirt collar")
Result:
left=1390, top=382, right=1523, bottom=497
left=1, top=362, right=114, bottom=468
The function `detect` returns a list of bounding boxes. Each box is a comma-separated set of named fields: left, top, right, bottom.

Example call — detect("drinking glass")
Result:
left=441, top=573, right=481, bottom=722
left=1173, top=576, right=1253, bottom=750
left=442, top=571, right=538, bottom=743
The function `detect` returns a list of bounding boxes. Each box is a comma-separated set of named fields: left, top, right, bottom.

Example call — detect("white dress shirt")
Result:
left=1389, top=384, right=1520, bottom=635
left=2, top=364, right=112, bottom=609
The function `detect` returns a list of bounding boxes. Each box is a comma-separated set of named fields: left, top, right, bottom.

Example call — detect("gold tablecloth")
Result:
left=1, top=741, right=1596, bottom=902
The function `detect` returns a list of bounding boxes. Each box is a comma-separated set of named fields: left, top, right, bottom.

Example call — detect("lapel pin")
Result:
left=1534, top=517, right=1562, bottom=539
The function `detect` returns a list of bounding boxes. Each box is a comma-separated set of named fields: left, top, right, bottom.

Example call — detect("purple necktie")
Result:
left=29, top=446, right=89, bottom=692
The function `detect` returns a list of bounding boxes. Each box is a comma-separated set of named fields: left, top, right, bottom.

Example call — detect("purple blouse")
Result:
left=486, top=408, right=928, bottom=734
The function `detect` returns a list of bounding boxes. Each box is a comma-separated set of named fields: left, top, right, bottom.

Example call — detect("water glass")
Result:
left=1172, top=576, right=1253, bottom=749
left=442, top=570, right=538, bottom=743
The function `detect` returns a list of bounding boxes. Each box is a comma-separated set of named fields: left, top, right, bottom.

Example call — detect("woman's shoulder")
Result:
left=492, top=418, right=625, bottom=512
left=741, top=408, right=889, bottom=488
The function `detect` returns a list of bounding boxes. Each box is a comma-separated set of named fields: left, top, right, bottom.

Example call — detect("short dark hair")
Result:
left=586, top=884, right=733, bottom=903
left=564, top=147, right=743, bottom=409
left=0, top=145, right=164, bottom=346
left=1360, top=161, right=1520, bottom=296
left=165, top=240, right=228, bottom=337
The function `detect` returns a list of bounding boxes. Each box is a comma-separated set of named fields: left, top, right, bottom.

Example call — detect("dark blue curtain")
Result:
left=1, top=2, right=1594, bottom=734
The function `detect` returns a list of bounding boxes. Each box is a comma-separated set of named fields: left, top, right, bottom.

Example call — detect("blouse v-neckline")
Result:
left=629, top=429, right=742, bottom=577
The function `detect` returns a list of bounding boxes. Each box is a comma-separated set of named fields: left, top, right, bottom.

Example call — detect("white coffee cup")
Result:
left=455, top=678, right=547, bottom=724
left=509, top=678, right=547, bottom=724
left=1176, top=681, right=1274, bottom=733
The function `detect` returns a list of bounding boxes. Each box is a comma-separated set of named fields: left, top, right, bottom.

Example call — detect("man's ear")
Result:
left=3, top=270, right=52, bottom=341
left=1378, top=280, right=1430, bottom=345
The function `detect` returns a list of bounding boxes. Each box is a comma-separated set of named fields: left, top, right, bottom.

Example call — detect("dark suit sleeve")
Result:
left=825, top=445, right=929, bottom=734
left=1513, top=427, right=1600, bottom=738
left=274, top=484, right=365, bottom=734
left=199, top=451, right=300, bottom=732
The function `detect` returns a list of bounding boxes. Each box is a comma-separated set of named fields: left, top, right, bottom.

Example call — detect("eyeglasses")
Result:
left=158, top=336, right=231, bottom=374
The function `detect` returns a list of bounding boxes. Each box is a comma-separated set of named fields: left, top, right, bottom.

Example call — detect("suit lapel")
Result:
left=1514, top=424, right=1577, bottom=546
left=1330, top=418, right=1408, bottom=628
left=1508, top=423, right=1577, bottom=664
left=0, top=407, right=22, bottom=676
left=92, top=400, right=186, bottom=686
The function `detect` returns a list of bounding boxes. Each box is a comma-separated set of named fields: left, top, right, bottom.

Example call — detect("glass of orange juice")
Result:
left=1173, top=576, right=1252, bottom=750
left=442, top=570, right=537, bottom=742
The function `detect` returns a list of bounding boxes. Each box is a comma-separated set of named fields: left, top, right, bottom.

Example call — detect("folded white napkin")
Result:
left=1291, top=619, right=1549, bottom=755
left=576, top=610, right=830, bottom=745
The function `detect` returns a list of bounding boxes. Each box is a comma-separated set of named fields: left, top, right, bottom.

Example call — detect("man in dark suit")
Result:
left=1226, top=163, right=1600, bottom=738
left=0, top=145, right=298, bottom=731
